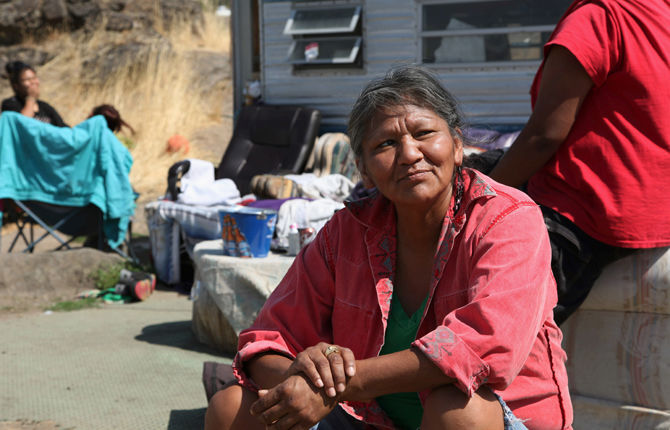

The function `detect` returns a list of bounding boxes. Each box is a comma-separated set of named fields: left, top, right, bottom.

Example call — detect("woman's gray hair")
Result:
left=347, top=65, right=466, bottom=157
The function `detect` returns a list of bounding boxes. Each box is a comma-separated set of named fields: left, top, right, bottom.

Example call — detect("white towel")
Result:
left=275, top=198, right=344, bottom=248
left=176, top=159, right=241, bottom=206
left=177, top=178, right=241, bottom=206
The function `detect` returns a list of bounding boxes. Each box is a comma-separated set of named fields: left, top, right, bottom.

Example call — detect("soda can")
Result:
left=298, top=227, right=316, bottom=248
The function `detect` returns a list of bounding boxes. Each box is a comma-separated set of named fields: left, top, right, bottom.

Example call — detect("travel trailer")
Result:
left=230, top=0, right=572, bottom=130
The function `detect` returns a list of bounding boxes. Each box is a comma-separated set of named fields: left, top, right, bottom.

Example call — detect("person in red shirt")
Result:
left=489, top=0, right=670, bottom=324
left=205, top=66, right=572, bottom=430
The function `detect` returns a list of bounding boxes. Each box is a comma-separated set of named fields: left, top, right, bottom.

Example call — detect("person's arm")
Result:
left=1, top=97, right=24, bottom=114
left=249, top=347, right=453, bottom=428
left=488, top=45, right=593, bottom=187
left=252, top=201, right=555, bottom=429
left=343, top=347, right=454, bottom=402
left=246, top=352, right=294, bottom=389
left=20, top=96, right=38, bottom=118
left=412, top=202, right=555, bottom=396
left=231, top=220, right=341, bottom=403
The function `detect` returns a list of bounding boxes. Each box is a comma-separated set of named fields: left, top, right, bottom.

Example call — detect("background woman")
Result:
left=488, top=0, right=670, bottom=324
left=205, top=66, right=572, bottom=430
left=89, top=104, right=135, bottom=135
left=2, top=61, right=67, bottom=127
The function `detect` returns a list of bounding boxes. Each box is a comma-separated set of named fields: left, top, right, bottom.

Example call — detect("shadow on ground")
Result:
left=135, top=320, right=227, bottom=357
left=167, top=408, right=207, bottom=430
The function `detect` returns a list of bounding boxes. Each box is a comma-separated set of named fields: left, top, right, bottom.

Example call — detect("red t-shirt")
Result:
left=527, top=0, right=670, bottom=248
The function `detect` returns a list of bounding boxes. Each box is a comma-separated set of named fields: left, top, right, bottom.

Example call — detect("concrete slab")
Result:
left=0, top=289, right=233, bottom=429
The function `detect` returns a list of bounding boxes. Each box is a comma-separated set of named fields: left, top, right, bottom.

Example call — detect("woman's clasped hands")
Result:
left=249, top=343, right=356, bottom=429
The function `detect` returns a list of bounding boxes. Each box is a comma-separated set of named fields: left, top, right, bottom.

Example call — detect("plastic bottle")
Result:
left=287, top=223, right=300, bottom=256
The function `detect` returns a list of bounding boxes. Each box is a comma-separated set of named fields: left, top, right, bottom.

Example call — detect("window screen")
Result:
left=284, top=6, right=361, bottom=35
left=284, top=3, right=363, bottom=69
left=287, top=37, right=361, bottom=64
left=420, top=0, right=571, bottom=64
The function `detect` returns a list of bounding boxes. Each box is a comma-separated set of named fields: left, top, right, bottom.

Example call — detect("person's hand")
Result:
left=26, top=83, right=39, bottom=99
left=287, top=342, right=356, bottom=398
left=250, top=373, right=338, bottom=429
left=22, top=84, right=39, bottom=115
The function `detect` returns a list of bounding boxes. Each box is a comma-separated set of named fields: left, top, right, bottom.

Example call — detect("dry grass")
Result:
left=1, top=9, right=233, bottom=198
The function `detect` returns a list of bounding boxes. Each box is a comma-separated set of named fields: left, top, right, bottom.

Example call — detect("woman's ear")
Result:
left=453, top=130, right=464, bottom=167
left=355, top=158, right=375, bottom=189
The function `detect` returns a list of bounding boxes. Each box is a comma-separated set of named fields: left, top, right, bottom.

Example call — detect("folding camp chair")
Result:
left=2, top=200, right=137, bottom=262
left=0, top=111, right=138, bottom=263
left=5, top=200, right=103, bottom=252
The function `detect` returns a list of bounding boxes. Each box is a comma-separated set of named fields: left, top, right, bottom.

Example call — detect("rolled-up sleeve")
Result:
left=413, top=202, right=555, bottom=396
left=233, top=221, right=338, bottom=390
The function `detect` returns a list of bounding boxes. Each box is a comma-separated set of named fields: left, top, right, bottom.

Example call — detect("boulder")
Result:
left=104, top=11, right=133, bottom=32
left=0, top=248, right=123, bottom=312
left=0, top=0, right=204, bottom=45
left=0, top=0, right=41, bottom=45
left=66, top=0, right=100, bottom=23
left=183, top=50, right=231, bottom=95
left=78, top=34, right=172, bottom=84
left=41, top=0, right=68, bottom=22
left=105, top=0, right=126, bottom=12
left=0, top=46, right=54, bottom=78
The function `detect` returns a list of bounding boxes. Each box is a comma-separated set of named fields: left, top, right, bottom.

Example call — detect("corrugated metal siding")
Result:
left=260, top=0, right=538, bottom=128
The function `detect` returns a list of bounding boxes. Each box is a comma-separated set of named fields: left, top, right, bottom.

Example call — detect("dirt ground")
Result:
left=0, top=218, right=208, bottom=430
left=0, top=143, right=221, bottom=430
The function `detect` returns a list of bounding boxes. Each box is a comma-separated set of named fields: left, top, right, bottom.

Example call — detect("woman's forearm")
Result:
left=246, top=353, right=294, bottom=389
left=488, top=127, right=564, bottom=187
left=342, top=348, right=454, bottom=402
left=20, top=97, right=37, bottom=118
left=489, top=45, right=593, bottom=187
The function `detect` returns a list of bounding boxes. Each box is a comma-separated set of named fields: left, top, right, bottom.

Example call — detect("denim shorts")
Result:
left=311, top=395, right=527, bottom=430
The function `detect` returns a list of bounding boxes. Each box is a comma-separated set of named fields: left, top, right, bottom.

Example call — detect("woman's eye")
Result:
left=378, top=140, right=395, bottom=148
left=416, top=130, right=434, bottom=138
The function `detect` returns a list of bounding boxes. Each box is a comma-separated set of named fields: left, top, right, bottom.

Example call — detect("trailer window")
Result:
left=419, top=0, right=571, bottom=65
left=284, top=6, right=361, bottom=35
left=284, top=4, right=363, bottom=68
left=287, top=37, right=361, bottom=65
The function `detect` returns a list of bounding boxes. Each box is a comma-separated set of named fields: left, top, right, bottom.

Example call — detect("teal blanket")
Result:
left=0, top=111, right=135, bottom=248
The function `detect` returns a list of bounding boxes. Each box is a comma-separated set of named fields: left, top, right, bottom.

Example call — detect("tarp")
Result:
left=0, top=111, right=135, bottom=248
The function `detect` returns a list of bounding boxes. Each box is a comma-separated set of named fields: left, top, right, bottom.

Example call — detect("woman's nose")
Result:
left=397, top=136, right=423, bottom=164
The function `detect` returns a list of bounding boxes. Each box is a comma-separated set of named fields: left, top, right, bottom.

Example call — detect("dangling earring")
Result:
left=452, top=166, right=464, bottom=216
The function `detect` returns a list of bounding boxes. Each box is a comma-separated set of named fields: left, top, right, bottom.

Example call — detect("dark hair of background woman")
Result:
left=5, top=61, right=35, bottom=87
left=90, top=104, right=135, bottom=134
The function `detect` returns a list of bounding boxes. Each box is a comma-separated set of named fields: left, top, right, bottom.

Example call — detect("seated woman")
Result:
left=2, top=61, right=68, bottom=127
left=89, top=104, right=135, bottom=135
left=205, top=66, right=573, bottom=430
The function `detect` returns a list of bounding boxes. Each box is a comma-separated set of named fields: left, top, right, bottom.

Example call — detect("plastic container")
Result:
left=287, top=224, right=300, bottom=256
left=219, top=207, right=278, bottom=258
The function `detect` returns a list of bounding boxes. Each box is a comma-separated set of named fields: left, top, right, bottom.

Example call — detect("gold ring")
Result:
left=324, top=345, right=340, bottom=357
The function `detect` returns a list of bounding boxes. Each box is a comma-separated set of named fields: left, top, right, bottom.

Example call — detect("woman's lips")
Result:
left=399, top=169, right=431, bottom=182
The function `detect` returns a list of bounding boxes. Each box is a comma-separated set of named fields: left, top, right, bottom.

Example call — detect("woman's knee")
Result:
left=204, top=383, right=261, bottom=430
left=421, top=384, right=503, bottom=430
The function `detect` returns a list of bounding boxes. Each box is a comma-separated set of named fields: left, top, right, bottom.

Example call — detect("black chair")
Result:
left=214, top=105, right=321, bottom=195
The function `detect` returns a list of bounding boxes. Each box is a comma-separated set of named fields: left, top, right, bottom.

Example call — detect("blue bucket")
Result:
left=219, top=207, right=277, bottom=258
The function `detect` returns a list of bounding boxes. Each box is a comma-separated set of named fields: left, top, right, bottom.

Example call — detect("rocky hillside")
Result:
left=1, top=0, right=203, bottom=70
left=0, top=0, right=233, bottom=199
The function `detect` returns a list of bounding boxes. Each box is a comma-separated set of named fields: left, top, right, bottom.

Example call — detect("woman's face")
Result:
left=358, top=104, right=463, bottom=211
left=13, top=68, right=40, bottom=98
